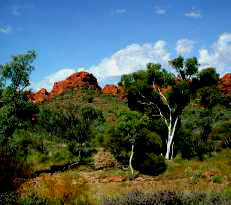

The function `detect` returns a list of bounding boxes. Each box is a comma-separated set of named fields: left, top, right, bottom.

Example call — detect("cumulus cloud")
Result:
left=32, top=68, right=77, bottom=91
left=88, top=41, right=171, bottom=83
left=154, top=7, right=166, bottom=15
left=0, top=25, right=12, bottom=34
left=176, top=39, right=194, bottom=55
left=32, top=41, right=171, bottom=90
left=199, top=33, right=231, bottom=72
left=185, top=8, right=202, bottom=19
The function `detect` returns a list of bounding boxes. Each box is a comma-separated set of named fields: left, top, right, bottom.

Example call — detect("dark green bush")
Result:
left=134, top=153, right=166, bottom=175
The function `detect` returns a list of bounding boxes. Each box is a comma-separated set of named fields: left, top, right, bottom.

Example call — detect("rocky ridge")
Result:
left=26, top=72, right=231, bottom=103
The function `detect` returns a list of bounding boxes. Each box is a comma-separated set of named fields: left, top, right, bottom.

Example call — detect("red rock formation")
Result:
left=103, top=84, right=120, bottom=96
left=34, top=88, right=48, bottom=103
left=218, top=73, right=231, bottom=95
left=25, top=88, right=48, bottom=104
left=48, top=72, right=101, bottom=99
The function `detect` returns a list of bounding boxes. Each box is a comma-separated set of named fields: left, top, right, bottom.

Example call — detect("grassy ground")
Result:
left=17, top=149, right=231, bottom=204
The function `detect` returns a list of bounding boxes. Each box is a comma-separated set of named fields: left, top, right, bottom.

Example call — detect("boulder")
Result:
left=103, top=84, right=120, bottom=96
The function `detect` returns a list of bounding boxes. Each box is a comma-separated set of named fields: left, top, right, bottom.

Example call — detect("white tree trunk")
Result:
left=129, top=145, right=134, bottom=175
left=139, top=85, right=179, bottom=160
left=165, top=117, right=178, bottom=160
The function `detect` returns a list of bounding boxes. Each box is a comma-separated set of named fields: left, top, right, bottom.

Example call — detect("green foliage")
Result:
left=198, top=67, right=220, bottom=87
left=169, top=56, right=199, bottom=80
left=18, top=193, right=49, bottom=205
left=212, top=175, right=224, bottom=184
left=177, top=111, right=215, bottom=160
left=119, top=56, right=202, bottom=160
left=37, top=103, right=104, bottom=162
left=0, top=51, right=38, bottom=192
left=210, top=120, right=231, bottom=149
left=146, top=63, right=174, bottom=86
left=104, top=110, right=165, bottom=175
left=0, top=50, right=36, bottom=91
left=198, top=86, right=221, bottom=110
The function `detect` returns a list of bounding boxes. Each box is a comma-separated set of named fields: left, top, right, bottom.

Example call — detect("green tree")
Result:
left=121, top=56, right=199, bottom=159
left=38, top=104, right=104, bottom=162
left=0, top=50, right=38, bottom=191
left=0, top=50, right=38, bottom=147
left=198, top=67, right=220, bottom=87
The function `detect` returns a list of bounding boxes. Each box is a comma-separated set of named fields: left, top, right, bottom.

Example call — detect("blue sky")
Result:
left=1, top=0, right=231, bottom=91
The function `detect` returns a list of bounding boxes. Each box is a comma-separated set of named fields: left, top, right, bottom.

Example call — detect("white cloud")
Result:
left=185, top=9, right=202, bottom=19
left=154, top=7, right=166, bottom=15
left=32, top=68, right=77, bottom=91
left=113, top=9, right=127, bottom=15
left=89, top=41, right=171, bottom=83
left=176, top=39, right=194, bottom=55
left=0, top=25, right=12, bottom=34
left=199, top=33, right=231, bottom=72
left=32, top=41, right=171, bottom=90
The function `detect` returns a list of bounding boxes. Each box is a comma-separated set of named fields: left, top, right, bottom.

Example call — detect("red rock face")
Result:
left=103, top=84, right=120, bottom=96
left=48, top=72, right=101, bottom=99
left=25, top=88, right=48, bottom=104
left=218, top=73, right=231, bottom=95
left=34, top=88, right=49, bottom=103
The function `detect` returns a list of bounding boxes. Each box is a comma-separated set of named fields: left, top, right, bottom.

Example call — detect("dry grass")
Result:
left=17, top=149, right=231, bottom=204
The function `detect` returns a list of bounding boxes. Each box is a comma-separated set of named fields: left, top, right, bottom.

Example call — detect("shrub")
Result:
left=134, top=153, right=166, bottom=176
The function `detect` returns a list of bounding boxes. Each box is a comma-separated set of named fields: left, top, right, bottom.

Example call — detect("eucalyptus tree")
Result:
left=120, top=56, right=200, bottom=160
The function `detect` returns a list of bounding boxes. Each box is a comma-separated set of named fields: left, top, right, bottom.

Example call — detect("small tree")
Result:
left=105, top=109, right=165, bottom=175
left=115, top=110, right=148, bottom=175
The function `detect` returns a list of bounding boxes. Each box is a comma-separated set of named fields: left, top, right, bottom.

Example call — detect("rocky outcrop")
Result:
left=103, top=84, right=120, bottom=96
left=26, top=72, right=101, bottom=103
left=48, top=72, right=101, bottom=99
left=25, top=88, right=48, bottom=104
left=218, top=73, right=231, bottom=95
